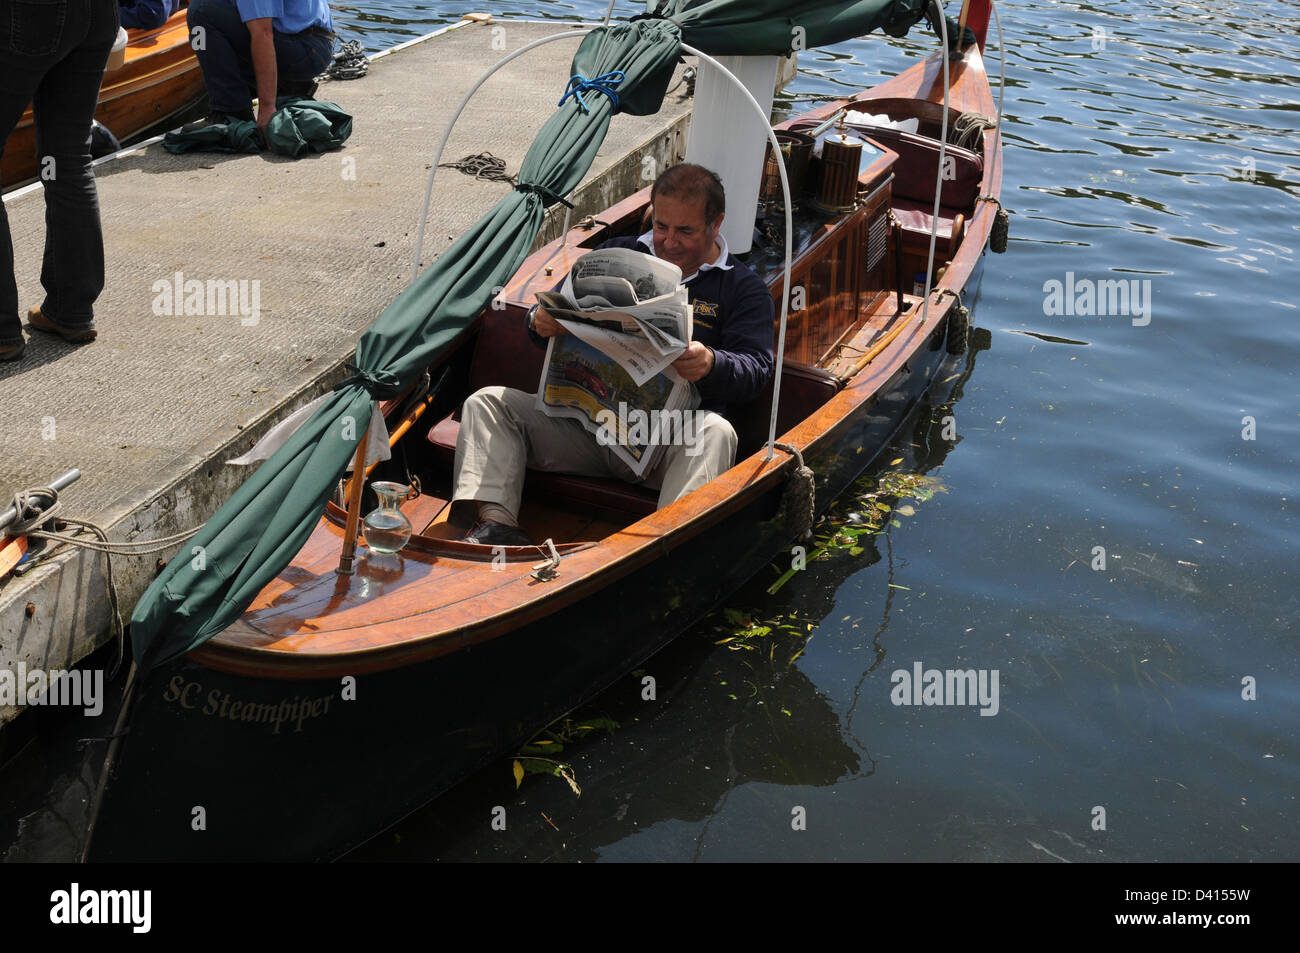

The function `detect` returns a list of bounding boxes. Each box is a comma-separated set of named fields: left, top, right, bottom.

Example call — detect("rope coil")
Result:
left=323, top=38, right=368, bottom=81
left=438, top=151, right=516, bottom=183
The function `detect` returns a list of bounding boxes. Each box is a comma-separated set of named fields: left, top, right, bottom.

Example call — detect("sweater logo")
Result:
left=692, top=299, right=718, bottom=328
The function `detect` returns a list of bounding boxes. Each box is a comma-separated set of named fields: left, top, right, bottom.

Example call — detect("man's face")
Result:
left=651, top=192, right=723, bottom=278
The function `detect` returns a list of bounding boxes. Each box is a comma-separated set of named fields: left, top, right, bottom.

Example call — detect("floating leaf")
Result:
left=896, top=504, right=916, bottom=516
left=890, top=457, right=903, bottom=466
left=559, top=765, right=581, bottom=796
left=512, top=760, right=524, bottom=788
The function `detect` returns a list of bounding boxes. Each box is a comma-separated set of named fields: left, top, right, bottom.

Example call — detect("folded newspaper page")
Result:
left=535, top=247, right=699, bottom=477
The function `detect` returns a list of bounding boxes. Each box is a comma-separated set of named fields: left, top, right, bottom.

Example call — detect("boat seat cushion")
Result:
left=892, top=197, right=965, bottom=243
left=857, top=126, right=983, bottom=209
left=468, top=304, right=548, bottom=394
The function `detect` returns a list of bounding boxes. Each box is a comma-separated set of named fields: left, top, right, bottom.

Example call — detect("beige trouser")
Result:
left=452, top=385, right=738, bottom=522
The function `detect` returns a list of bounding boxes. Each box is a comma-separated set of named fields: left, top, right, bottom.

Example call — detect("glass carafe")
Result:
left=362, top=481, right=413, bottom=554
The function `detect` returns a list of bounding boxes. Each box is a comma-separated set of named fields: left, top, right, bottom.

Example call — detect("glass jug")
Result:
left=362, top=481, right=413, bottom=554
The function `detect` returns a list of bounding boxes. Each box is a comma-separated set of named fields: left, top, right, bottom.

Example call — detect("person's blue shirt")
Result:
left=119, top=0, right=178, bottom=30
left=231, top=0, right=333, bottom=34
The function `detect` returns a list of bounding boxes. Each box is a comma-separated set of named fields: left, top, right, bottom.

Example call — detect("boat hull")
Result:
left=88, top=295, right=970, bottom=861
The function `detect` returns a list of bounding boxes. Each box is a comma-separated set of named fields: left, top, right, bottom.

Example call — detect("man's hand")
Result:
left=531, top=307, right=569, bottom=338
left=247, top=17, right=277, bottom=131
left=671, top=341, right=715, bottom=382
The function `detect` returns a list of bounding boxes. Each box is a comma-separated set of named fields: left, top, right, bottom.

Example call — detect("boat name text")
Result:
left=163, top=676, right=333, bottom=733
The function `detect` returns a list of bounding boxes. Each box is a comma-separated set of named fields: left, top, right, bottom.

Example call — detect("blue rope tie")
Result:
left=557, top=70, right=626, bottom=114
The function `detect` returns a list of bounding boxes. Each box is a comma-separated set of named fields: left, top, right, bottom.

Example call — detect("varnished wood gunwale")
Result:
left=192, top=41, right=1002, bottom=680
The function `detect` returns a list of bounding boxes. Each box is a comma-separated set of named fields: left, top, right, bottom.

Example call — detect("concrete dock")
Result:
left=0, top=16, right=696, bottom=727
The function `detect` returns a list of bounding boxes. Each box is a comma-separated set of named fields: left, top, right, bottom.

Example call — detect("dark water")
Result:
left=329, top=1, right=1300, bottom=862
left=5, top=1, right=1293, bottom=865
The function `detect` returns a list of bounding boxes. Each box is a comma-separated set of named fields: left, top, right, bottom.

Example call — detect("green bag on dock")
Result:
left=162, top=99, right=353, bottom=157
left=265, top=98, right=354, bottom=157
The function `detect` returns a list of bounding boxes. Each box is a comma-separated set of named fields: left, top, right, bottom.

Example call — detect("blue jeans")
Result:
left=0, top=0, right=118, bottom=346
left=187, top=0, right=334, bottom=115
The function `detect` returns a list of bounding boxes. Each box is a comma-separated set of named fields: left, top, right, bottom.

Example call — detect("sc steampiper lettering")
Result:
left=162, top=676, right=333, bottom=733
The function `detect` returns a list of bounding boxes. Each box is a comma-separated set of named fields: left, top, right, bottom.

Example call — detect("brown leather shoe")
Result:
left=27, top=306, right=96, bottom=343
left=0, top=339, right=24, bottom=361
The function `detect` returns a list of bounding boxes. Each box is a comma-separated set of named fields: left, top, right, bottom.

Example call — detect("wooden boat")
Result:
left=88, top=8, right=1005, bottom=861
left=1, top=9, right=204, bottom=190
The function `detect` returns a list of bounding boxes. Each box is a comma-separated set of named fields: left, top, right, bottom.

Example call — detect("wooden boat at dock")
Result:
left=2, top=9, right=204, bottom=191
left=87, top=3, right=1006, bottom=861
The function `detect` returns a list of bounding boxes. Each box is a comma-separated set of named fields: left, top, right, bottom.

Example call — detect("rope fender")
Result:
left=773, top=443, right=816, bottom=540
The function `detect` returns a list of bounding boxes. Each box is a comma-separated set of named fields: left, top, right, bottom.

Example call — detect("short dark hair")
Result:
left=651, top=163, right=725, bottom=226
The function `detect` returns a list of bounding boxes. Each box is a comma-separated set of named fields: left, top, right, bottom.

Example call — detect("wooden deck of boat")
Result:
left=0, top=17, right=696, bottom=725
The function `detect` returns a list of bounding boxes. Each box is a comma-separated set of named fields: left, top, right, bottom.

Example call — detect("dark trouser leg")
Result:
left=187, top=0, right=256, bottom=115
left=0, top=72, right=40, bottom=347
left=33, top=0, right=117, bottom=328
left=273, top=30, right=334, bottom=94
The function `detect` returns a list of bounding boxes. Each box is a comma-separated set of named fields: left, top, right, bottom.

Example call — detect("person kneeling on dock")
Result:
left=451, top=163, right=775, bottom=547
left=118, top=0, right=180, bottom=30
left=187, top=0, right=335, bottom=130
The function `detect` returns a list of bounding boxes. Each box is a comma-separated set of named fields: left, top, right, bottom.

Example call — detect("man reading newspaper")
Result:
left=451, top=163, right=775, bottom=547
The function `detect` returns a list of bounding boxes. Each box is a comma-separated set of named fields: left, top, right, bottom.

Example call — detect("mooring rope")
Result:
left=437, top=151, right=516, bottom=183
left=8, top=486, right=203, bottom=677
left=950, top=111, right=996, bottom=151
left=323, top=38, right=369, bottom=81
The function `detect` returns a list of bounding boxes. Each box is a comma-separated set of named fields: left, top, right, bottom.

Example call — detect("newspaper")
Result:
left=535, top=248, right=698, bottom=478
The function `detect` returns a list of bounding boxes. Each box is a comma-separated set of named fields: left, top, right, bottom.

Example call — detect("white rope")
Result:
left=989, top=0, right=1006, bottom=189
left=919, top=6, right=952, bottom=329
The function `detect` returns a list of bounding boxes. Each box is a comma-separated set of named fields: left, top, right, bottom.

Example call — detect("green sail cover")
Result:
left=130, top=2, right=944, bottom=669
left=651, top=0, right=929, bottom=56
